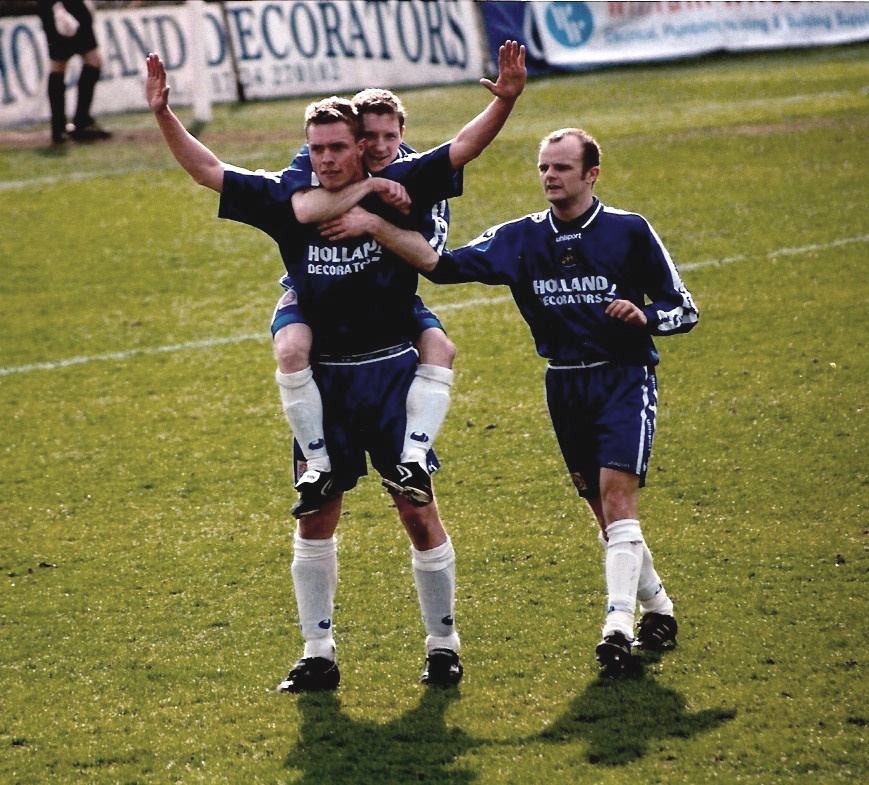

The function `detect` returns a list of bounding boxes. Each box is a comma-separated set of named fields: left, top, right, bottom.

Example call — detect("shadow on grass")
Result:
left=284, top=687, right=480, bottom=785
left=537, top=664, right=737, bottom=765
left=282, top=664, right=736, bottom=780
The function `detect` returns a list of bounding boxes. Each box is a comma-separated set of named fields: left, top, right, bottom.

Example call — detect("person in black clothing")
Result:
left=37, top=0, right=111, bottom=143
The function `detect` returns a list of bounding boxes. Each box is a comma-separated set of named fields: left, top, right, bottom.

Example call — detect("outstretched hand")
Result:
left=145, top=53, right=170, bottom=113
left=479, top=40, right=526, bottom=101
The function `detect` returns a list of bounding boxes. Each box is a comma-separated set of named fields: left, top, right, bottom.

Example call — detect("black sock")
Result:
left=48, top=72, right=66, bottom=139
left=73, top=64, right=100, bottom=129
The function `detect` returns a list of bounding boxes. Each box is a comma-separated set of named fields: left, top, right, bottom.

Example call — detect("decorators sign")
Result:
left=0, top=0, right=485, bottom=128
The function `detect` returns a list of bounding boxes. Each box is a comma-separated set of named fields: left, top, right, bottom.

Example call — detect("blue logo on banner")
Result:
left=545, top=2, right=594, bottom=48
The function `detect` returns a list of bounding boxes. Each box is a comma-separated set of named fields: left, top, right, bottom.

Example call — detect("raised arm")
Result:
left=146, top=53, right=225, bottom=192
left=448, top=40, right=526, bottom=170
left=291, top=177, right=412, bottom=224
left=318, top=207, right=440, bottom=273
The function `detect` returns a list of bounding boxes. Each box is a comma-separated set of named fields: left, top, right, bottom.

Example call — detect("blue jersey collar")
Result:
left=547, top=197, right=602, bottom=234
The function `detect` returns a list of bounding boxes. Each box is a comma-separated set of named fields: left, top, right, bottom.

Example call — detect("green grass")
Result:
left=1, top=44, right=867, bottom=784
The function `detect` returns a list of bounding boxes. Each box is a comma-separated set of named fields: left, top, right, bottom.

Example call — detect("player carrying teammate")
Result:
left=274, top=43, right=526, bottom=519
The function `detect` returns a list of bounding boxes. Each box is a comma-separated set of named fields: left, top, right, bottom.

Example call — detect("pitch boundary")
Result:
left=2, top=234, right=866, bottom=377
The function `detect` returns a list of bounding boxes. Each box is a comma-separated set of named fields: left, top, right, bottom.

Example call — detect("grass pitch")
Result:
left=1, top=44, right=867, bottom=784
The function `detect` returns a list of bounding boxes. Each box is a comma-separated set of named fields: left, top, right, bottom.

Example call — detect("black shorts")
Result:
left=39, top=1, right=98, bottom=62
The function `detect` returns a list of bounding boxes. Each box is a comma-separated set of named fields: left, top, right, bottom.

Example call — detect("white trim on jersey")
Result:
left=545, top=200, right=603, bottom=234
left=391, top=144, right=451, bottom=254
left=428, top=199, right=450, bottom=254
left=647, top=221, right=699, bottom=334
left=602, top=205, right=699, bottom=335
left=224, top=163, right=283, bottom=183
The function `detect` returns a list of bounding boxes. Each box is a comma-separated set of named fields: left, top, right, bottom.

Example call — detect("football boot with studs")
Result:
left=381, top=461, right=433, bottom=506
left=421, top=648, right=463, bottom=686
left=276, top=656, right=340, bottom=693
left=635, top=612, right=678, bottom=652
left=595, top=631, right=638, bottom=678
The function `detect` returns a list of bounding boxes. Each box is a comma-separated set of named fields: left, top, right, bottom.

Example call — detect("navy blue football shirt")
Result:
left=218, top=144, right=462, bottom=358
left=428, top=197, right=699, bottom=366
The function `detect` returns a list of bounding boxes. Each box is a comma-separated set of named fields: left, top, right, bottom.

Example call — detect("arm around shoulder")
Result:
left=318, top=207, right=440, bottom=272
left=291, top=178, right=411, bottom=224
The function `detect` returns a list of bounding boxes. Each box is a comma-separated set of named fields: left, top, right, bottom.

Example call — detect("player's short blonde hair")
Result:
left=304, top=96, right=361, bottom=139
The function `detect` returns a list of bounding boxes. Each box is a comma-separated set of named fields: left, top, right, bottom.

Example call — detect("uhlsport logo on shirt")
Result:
left=307, top=239, right=383, bottom=275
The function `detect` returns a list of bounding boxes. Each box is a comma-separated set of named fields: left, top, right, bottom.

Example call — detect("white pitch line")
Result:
left=0, top=334, right=266, bottom=377
left=680, top=234, right=869, bottom=271
left=2, top=234, right=866, bottom=377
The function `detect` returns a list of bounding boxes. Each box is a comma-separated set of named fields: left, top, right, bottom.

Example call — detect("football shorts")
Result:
left=545, top=363, right=657, bottom=497
left=40, top=2, right=99, bottom=61
left=292, top=343, right=439, bottom=492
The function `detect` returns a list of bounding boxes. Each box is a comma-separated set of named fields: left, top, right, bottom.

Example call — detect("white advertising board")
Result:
left=527, top=1, right=869, bottom=68
left=0, top=0, right=487, bottom=129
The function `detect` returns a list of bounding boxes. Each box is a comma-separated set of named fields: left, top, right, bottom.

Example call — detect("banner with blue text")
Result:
left=0, top=0, right=486, bottom=129
left=480, top=1, right=869, bottom=71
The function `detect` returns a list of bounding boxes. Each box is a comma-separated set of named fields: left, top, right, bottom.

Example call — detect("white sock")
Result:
left=603, top=519, right=644, bottom=640
left=401, top=364, right=453, bottom=466
left=291, top=532, right=338, bottom=660
left=276, top=367, right=331, bottom=472
left=411, top=538, right=460, bottom=653
left=637, top=541, right=674, bottom=617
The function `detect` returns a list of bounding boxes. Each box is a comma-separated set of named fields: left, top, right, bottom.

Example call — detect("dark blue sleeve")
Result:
left=380, top=143, right=464, bottom=208
left=218, top=167, right=300, bottom=240
left=635, top=218, right=700, bottom=335
left=278, top=143, right=317, bottom=195
left=425, top=222, right=519, bottom=286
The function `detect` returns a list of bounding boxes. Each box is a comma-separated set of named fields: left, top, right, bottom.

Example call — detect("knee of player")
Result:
left=417, top=329, right=457, bottom=368
left=600, top=477, right=640, bottom=523
left=396, top=497, right=446, bottom=546
left=273, top=324, right=313, bottom=372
